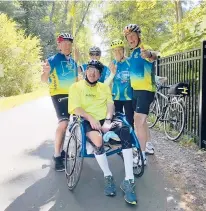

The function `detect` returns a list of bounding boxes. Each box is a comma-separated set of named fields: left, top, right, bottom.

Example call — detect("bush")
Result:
left=0, top=14, right=43, bottom=97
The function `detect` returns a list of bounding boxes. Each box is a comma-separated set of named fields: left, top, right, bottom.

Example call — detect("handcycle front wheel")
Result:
left=118, top=146, right=144, bottom=178
left=65, top=122, right=84, bottom=190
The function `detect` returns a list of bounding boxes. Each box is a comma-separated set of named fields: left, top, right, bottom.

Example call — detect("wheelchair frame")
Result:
left=64, top=113, right=144, bottom=191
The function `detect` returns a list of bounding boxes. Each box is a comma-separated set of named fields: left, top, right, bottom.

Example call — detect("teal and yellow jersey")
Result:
left=48, top=53, right=77, bottom=96
left=129, top=47, right=156, bottom=92
left=111, top=59, right=133, bottom=101
left=79, top=63, right=110, bottom=83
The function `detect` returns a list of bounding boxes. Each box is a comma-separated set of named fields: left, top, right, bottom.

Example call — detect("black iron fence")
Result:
left=155, top=41, right=206, bottom=148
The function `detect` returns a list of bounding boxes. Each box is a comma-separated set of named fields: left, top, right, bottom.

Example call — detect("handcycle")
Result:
left=147, top=80, right=189, bottom=141
left=63, top=112, right=144, bottom=191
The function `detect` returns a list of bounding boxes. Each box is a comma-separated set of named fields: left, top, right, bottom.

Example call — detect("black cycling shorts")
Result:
left=51, top=94, right=70, bottom=123
left=114, top=100, right=134, bottom=128
left=132, top=90, right=155, bottom=115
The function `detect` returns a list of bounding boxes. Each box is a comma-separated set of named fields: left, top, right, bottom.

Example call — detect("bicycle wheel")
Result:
left=163, top=102, right=185, bottom=141
left=65, top=122, right=84, bottom=190
left=147, top=97, right=159, bottom=128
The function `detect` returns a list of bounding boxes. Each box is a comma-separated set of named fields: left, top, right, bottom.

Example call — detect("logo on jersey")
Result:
left=85, top=94, right=96, bottom=97
left=61, top=61, right=76, bottom=77
left=116, top=70, right=130, bottom=83
left=134, top=52, right=139, bottom=58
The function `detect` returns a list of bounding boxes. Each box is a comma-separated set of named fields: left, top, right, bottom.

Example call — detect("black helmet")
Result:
left=87, top=60, right=104, bottom=74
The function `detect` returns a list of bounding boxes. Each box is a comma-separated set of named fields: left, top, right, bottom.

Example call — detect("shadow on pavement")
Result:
left=5, top=140, right=169, bottom=211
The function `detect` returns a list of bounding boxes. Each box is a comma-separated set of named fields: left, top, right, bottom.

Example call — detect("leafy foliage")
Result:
left=0, top=14, right=42, bottom=96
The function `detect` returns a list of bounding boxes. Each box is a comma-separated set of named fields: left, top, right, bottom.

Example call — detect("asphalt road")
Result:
left=0, top=97, right=181, bottom=211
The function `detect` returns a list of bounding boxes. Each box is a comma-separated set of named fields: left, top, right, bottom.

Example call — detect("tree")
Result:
left=0, top=14, right=42, bottom=96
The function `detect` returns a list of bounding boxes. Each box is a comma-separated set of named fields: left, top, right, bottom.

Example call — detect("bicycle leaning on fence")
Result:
left=147, top=79, right=189, bottom=141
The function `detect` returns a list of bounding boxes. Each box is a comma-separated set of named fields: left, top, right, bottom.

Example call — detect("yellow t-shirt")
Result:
left=69, top=80, right=113, bottom=120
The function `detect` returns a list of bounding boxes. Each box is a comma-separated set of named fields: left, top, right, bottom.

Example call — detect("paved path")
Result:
left=0, top=97, right=180, bottom=211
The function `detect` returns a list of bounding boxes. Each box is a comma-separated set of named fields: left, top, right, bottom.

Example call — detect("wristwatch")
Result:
left=105, top=118, right=112, bottom=121
left=149, top=51, right=153, bottom=58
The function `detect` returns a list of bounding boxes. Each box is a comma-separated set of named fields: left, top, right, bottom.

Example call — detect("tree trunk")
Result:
left=174, top=0, right=184, bottom=40
left=75, top=1, right=92, bottom=36
left=49, top=1, right=55, bottom=24
left=62, top=0, right=69, bottom=27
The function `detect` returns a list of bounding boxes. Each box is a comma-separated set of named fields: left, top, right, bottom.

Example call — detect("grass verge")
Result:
left=0, top=89, right=49, bottom=112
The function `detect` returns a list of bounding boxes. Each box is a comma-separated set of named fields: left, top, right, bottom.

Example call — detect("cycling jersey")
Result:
left=69, top=80, right=113, bottom=120
left=48, top=53, right=77, bottom=96
left=110, top=59, right=133, bottom=101
left=79, top=63, right=110, bottom=83
left=128, top=46, right=156, bottom=92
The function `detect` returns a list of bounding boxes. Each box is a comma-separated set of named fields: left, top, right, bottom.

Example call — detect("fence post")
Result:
left=155, top=56, right=160, bottom=75
left=199, top=40, right=206, bottom=149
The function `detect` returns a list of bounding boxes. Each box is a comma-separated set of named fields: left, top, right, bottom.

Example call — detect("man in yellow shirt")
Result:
left=69, top=60, right=137, bottom=205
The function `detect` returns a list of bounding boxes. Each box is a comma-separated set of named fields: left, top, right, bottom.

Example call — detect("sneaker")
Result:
left=146, top=142, right=154, bottom=155
left=120, top=179, right=137, bottom=205
left=104, top=175, right=116, bottom=196
left=53, top=156, right=65, bottom=172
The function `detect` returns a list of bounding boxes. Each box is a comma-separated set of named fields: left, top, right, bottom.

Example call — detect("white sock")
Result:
left=122, top=148, right=134, bottom=181
left=142, top=151, right=146, bottom=160
left=94, top=153, right=112, bottom=177
left=54, top=153, right=61, bottom=157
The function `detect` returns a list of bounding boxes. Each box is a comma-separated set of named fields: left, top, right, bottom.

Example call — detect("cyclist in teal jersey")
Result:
left=123, top=24, right=158, bottom=163
left=41, top=33, right=78, bottom=171
left=78, top=46, right=110, bottom=82
left=105, top=39, right=134, bottom=128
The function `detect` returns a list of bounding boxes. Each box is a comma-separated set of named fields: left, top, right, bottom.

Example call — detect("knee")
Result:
left=58, top=121, right=68, bottom=131
left=93, top=138, right=104, bottom=155
left=134, top=113, right=147, bottom=126
left=94, top=145, right=105, bottom=155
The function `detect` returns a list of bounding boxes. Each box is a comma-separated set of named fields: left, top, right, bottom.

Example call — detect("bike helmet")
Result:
left=89, top=46, right=101, bottom=56
left=57, top=33, right=74, bottom=43
left=110, top=39, right=124, bottom=49
left=87, top=60, right=104, bottom=74
left=123, top=24, right=141, bottom=36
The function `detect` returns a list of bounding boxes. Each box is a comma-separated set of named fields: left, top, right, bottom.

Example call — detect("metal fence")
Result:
left=155, top=41, right=206, bottom=148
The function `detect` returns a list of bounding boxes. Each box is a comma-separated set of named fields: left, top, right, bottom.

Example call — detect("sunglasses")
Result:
left=89, top=52, right=101, bottom=56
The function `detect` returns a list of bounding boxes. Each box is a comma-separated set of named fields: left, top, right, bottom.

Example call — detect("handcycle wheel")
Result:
left=117, top=146, right=144, bottom=178
left=164, top=101, right=185, bottom=141
left=147, top=97, right=159, bottom=128
left=65, top=122, right=84, bottom=190
left=115, top=114, right=144, bottom=178
left=132, top=146, right=144, bottom=177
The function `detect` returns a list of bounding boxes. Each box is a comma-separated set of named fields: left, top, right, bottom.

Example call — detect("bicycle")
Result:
left=147, top=82, right=189, bottom=141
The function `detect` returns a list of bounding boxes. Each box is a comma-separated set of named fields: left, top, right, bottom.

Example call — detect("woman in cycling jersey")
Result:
left=105, top=39, right=134, bottom=128
left=123, top=24, right=158, bottom=163
left=78, top=46, right=110, bottom=82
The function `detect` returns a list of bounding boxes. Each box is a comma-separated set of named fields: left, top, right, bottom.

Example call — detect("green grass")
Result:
left=0, top=89, right=49, bottom=112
